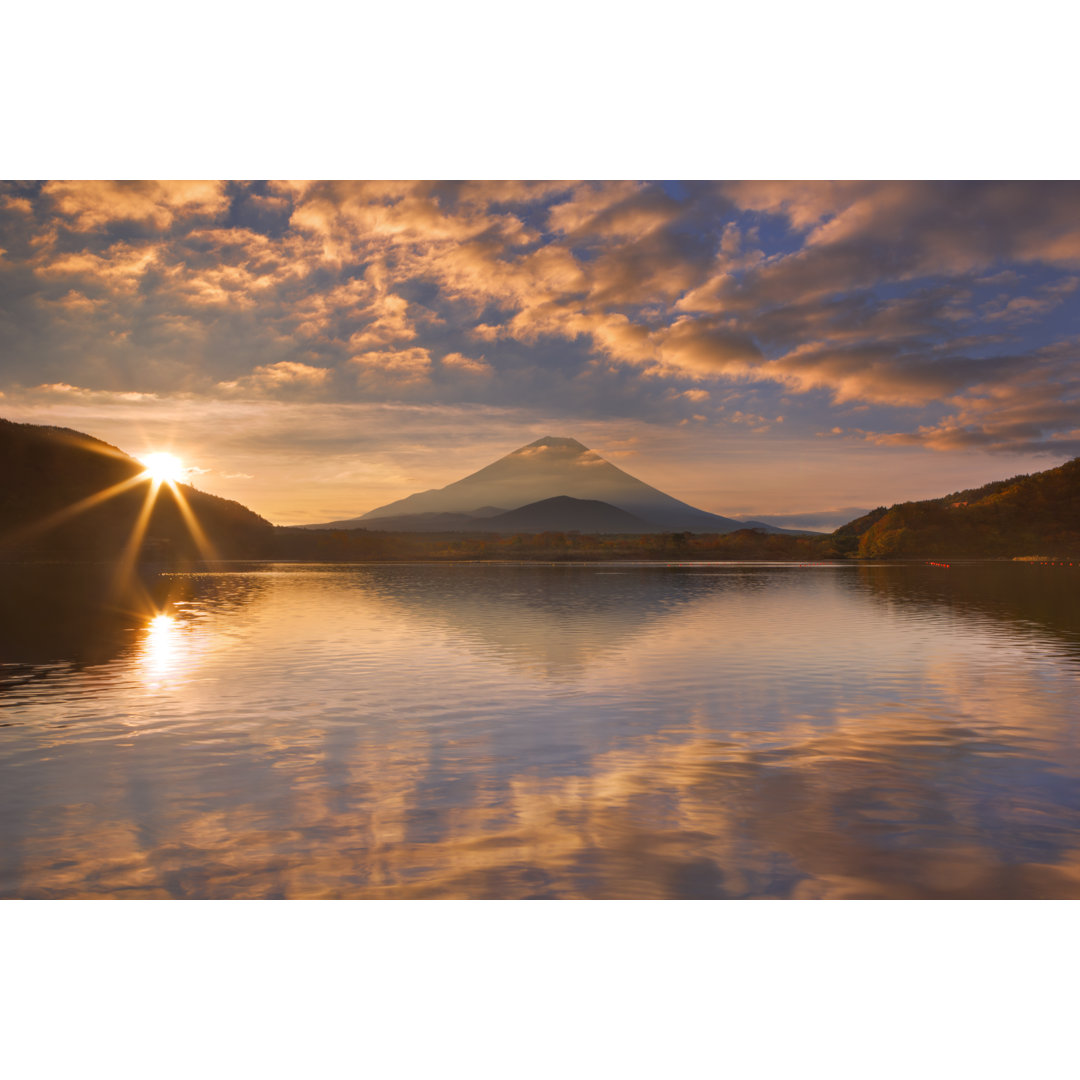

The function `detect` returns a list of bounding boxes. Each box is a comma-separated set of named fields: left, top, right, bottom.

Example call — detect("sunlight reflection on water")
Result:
left=1, top=561, right=1079, bottom=898
left=140, top=613, right=179, bottom=681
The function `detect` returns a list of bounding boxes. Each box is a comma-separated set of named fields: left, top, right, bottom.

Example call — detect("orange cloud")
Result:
left=288, top=181, right=537, bottom=255
left=36, top=242, right=161, bottom=293
left=722, top=180, right=873, bottom=231
left=547, top=181, right=669, bottom=239
left=43, top=180, right=229, bottom=230
left=290, top=276, right=375, bottom=337
left=2, top=195, right=33, bottom=215
left=31, top=382, right=160, bottom=402
left=250, top=361, right=330, bottom=386
left=350, top=347, right=432, bottom=378
left=348, top=293, right=418, bottom=349
left=215, top=361, right=332, bottom=397
left=654, top=318, right=762, bottom=378
left=455, top=180, right=577, bottom=207
left=36, top=289, right=107, bottom=313
left=441, top=352, right=491, bottom=375
left=7, top=180, right=1080, bottom=455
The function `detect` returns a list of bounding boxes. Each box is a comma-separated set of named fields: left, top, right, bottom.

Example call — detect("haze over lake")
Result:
left=3, top=561, right=1079, bottom=899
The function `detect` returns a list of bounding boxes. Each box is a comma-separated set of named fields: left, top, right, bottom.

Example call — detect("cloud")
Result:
left=37, top=289, right=108, bottom=313
left=2, top=196, right=33, bottom=216
left=347, top=293, right=421, bottom=349
left=441, top=352, right=491, bottom=375
left=547, top=181, right=679, bottom=240
left=285, top=180, right=538, bottom=260
left=654, top=318, right=763, bottom=378
left=31, top=382, right=160, bottom=402
left=721, top=180, right=871, bottom=232
left=36, top=241, right=162, bottom=294
left=759, top=341, right=1017, bottom=406
left=3, top=181, right=1080, bottom=455
left=866, top=339, right=1080, bottom=453
left=983, top=276, right=1079, bottom=323
left=213, top=361, right=333, bottom=401
left=454, top=180, right=577, bottom=208
left=249, top=361, right=331, bottom=386
left=42, top=180, right=230, bottom=231
left=725, top=181, right=1080, bottom=272
left=350, top=347, right=432, bottom=381
left=725, top=183, right=1080, bottom=322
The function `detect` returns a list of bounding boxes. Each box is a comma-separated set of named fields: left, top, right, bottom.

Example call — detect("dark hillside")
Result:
left=6, top=416, right=1079, bottom=564
left=0, top=418, right=274, bottom=560
left=482, top=496, right=656, bottom=533
left=854, top=458, right=1080, bottom=558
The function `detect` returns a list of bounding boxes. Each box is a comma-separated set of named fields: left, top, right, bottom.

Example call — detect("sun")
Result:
left=140, top=452, right=186, bottom=484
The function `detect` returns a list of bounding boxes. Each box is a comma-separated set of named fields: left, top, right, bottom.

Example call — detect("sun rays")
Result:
left=138, top=452, right=186, bottom=484
left=7, top=473, right=150, bottom=543
left=3, top=441, right=219, bottom=612
left=111, top=477, right=169, bottom=590
left=110, top=466, right=219, bottom=617
left=111, top=464, right=219, bottom=590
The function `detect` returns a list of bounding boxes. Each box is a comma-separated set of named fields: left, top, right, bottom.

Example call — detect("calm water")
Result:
left=2, top=561, right=1080, bottom=899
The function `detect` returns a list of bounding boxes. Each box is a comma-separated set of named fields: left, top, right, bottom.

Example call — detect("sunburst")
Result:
left=6, top=441, right=218, bottom=600
left=139, top=452, right=186, bottom=484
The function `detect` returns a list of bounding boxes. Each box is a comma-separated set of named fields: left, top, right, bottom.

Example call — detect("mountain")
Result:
left=326, top=510, right=500, bottom=532
left=310, top=435, right=794, bottom=533
left=313, top=508, right=509, bottom=532
left=318, top=496, right=657, bottom=534
left=745, top=508, right=871, bottom=533
left=483, top=496, right=655, bottom=533
left=0, top=418, right=274, bottom=560
left=836, top=456, right=1080, bottom=558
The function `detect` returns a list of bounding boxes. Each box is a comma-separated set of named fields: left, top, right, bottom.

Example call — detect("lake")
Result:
left=2, top=560, right=1079, bottom=899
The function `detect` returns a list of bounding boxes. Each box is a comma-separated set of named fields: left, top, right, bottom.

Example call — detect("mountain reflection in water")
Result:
left=2, top=562, right=1079, bottom=899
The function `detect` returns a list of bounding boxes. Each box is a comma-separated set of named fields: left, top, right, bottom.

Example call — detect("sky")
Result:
left=2, top=179, right=1079, bottom=529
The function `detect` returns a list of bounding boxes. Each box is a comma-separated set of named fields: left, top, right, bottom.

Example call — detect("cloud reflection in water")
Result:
left=2, top=563, right=1080, bottom=898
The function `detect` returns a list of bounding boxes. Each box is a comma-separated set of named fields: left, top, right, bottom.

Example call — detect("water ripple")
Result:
left=1, top=562, right=1079, bottom=897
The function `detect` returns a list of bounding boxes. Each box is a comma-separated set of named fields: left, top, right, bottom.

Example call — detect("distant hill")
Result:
left=743, top=508, right=870, bottom=533
left=313, top=508, right=507, bottom=532
left=14, top=414, right=1075, bottom=565
left=482, top=496, right=655, bottom=533
left=0, top=418, right=274, bottom=560
left=314, top=496, right=664, bottom=534
left=838, top=457, right=1080, bottom=558
left=308, top=435, right=798, bottom=534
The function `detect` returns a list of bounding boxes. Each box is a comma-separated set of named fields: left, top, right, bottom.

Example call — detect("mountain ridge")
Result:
left=837, top=457, right=1080, bottom=558
left=311, top=434, right=802, bottom=534
left=10, top=415, right=1078, bottom=561
left=0, top=417, right=274, bottom=560
left=325, top=496, right=662, bottom=534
